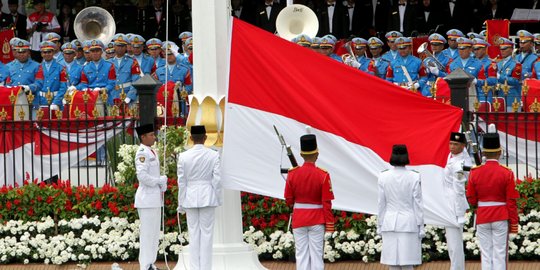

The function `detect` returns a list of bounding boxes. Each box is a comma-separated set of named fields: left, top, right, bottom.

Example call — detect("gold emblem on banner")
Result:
left=2, top=39, right=10, bottom=55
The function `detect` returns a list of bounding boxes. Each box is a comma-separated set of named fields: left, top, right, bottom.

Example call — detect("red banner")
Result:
left=486, top=20, right=510, bottom=59
left=0, top=29, right=14, bottom=64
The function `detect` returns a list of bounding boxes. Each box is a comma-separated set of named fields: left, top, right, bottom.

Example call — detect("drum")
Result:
left=64, top=90, right=105, bottom=119
left=0, top=86, right=30, bottom=121
left=156, top=81, right=180, bottom=118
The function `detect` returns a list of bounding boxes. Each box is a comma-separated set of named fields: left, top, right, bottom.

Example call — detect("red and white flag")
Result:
left=222, top=19, right=464, bottom=226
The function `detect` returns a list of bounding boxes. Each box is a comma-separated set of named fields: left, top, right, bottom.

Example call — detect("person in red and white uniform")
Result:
left=284, top=134, right=334, bottom=270
left=377, top=144, right=424, bottom=270
left=25, top=0, right=60, bottom=62
left=466, top=132, right=519, bottom=270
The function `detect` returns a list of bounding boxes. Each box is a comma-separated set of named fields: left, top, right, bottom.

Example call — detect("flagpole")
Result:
left=174, top=1, right=266, bottom=269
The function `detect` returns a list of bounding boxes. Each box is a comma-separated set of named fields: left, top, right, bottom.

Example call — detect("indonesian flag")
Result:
left=222, top=19, right=463, bottom=226
left=486, top=20, right=510, bottom=59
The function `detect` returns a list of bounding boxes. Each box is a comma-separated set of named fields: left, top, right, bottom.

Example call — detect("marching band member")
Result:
left=6, top=39, right=40, bottom=97
left=515, top=30, right=538, bottom=80
left=467, top=132, right=519, bottom=270
left=146, top=38, right=165, bottom=69
left=319, top=36, right=342, bottom=62
left=496, top=38, right=522, bottom=110
left=60, top=42, right=83, bottom=88
left=444, top=29, right=464, bottom=61
left=79, top=39, right=116, bottom=104
left=71, top=39, right=86, bottom=66
left=472, top=38, right=497, bottom=102
left=81, top=40, right=93, bottom=64
left=422, top=33, right=451, bottom=97
left=34, top=40, right=67, bottom=111
left=45, top=32, right=64, bottom=64
left=345, top=37, right=370, bottom=72
left=284, top=134, right=334, bottom=270
left=378, top=144, right=424, bottom=270
left=447, top=38, right=487, bottom=99
left=467, top=32, right=482, bottom=40
left=130, top=34, right=155, bottom=75
left=292, top=34, right=312, bottom=48
left=153, top=41, right=192, bottom=93
left=534, top=34, right=540, bottom=56
left=181, top=37, right=194, bottom=72
left=134, top=123, right=168, bottom=270
left=178, top=31, right=192, bottom=59
left=310, top=37, right=322, bottom=54
left=105, top=42, right=116, bottom=60
left=382, top=31, right=403, bottom=62
left=443, top=132, right=472, bottom=270
left=386, top=37, right=427, bottom=92
left=367, top=37, right=389, bottom=79
left=111, top=33, right=141, bottom=106
left=177, top=125, right=222, bottom=270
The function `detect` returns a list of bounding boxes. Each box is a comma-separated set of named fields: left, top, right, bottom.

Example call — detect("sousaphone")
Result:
left=74, top=7, right=116, bottom=44
left=276, top=4, right=319, bottom=41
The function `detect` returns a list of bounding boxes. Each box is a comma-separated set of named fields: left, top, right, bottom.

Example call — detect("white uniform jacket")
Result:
left=134, top=144, right=163, bottom=209
left=377, top=167, right=424, bottom=233
left=177, top=144, right=222, bottom=209
left=443, top=151, right=472, bottom=223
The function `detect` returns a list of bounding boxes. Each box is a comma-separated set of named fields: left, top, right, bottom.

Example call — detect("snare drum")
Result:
left=0, top=86, right=30, bottom=120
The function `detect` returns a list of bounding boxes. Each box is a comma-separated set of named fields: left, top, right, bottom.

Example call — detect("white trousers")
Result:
left=138, top=208, right=161, bottom=270
left=477, top=220, right=508, bottom=270
left=293, top=224, right=325, bottom=270
left=389, top=266, right=413, bottom=270
left=445, top=225, right=465, bottom=270
left=185, top=207, right=216, bottom=270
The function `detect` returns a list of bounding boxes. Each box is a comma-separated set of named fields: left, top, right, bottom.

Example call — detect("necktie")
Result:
left=328, top=3, right=335, bottom=7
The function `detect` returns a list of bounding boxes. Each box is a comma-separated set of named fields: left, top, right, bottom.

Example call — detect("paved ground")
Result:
left=1, top=261, right=538, bottom=270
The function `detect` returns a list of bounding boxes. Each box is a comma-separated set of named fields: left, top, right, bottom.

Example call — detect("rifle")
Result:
left=464, top=127, right=482, bottom=166
left=273, top=125, right=298, bottom=174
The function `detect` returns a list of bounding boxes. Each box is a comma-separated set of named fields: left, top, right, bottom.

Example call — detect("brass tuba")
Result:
left=275, top=4, right=319, bottom=41
left=417, top=42, right=445, bottom=70
left=74, top=7, right=116, bottom=44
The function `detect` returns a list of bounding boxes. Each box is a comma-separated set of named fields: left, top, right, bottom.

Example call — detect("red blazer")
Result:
left=467, top=160, right=519, bottom=225
left=284, top=162, right=334, bottom=229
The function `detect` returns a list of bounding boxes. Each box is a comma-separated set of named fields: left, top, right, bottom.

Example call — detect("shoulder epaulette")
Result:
left=288, top=166, right=299, bottom=172
left=471, top=164, right=483, bottom=170
left=501, top=165, right=513, bottom=171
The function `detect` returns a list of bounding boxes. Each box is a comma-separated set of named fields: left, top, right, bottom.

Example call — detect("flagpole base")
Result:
left=174, top=243, right=267, bottom=270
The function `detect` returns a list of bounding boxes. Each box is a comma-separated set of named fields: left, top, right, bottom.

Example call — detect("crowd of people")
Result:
left=236, top=0, right=540, bottom=39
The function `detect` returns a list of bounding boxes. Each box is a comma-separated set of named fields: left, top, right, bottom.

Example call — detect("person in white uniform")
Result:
left=134, top=124, right=168, bottom=270
left=177, top=125, right=222, bottom=270
left=443, top=132, right=472, bottom=270
left=378, top=144, right=425, bottom=270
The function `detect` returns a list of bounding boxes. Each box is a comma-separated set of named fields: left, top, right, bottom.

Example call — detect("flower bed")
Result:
left=0, top=177, right=538, bottom=264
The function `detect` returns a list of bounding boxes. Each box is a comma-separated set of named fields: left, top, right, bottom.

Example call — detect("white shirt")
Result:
left=327, top=3, right=335, bottom=33
left=449, top=2, right=455, bottom=17
left=135, top=144, right=164, bottom=208
left=266, top=5, right=272, bottom=20
left=347, top=5, right=354, bottom=31
left=424, top=11, right=430, bottom=23
left=372, top=0, right=378, bottom=26
left=398, top=4, right=406, bottom=33
left=177, top=144, right=222, bottom=209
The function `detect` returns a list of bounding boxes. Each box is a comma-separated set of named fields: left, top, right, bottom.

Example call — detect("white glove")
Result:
left=62, top=99, right=67, bottom=105
left=472, top=78, right=477, bottom=86
left=350, top=59, right=361, bottom=68
left=67, top=85, right=77, bottom=94
left=428, top=66, right=440, bottom=76
left=124, top=97, right=131, bottom=104
left=496, top=73, right=501, bottom=80
left=93, top=87, right=101, bottom=92
left=159, top=175, right=168, bottom=192
left=376, top=227, right=382, bottom=236
left=418, top=225, right=425, bottom=239
left=413, top=82, right=420, bottom=90
left=177, top=206, right=185, bottom=214
left=49, top=104, right=60, bottom=111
